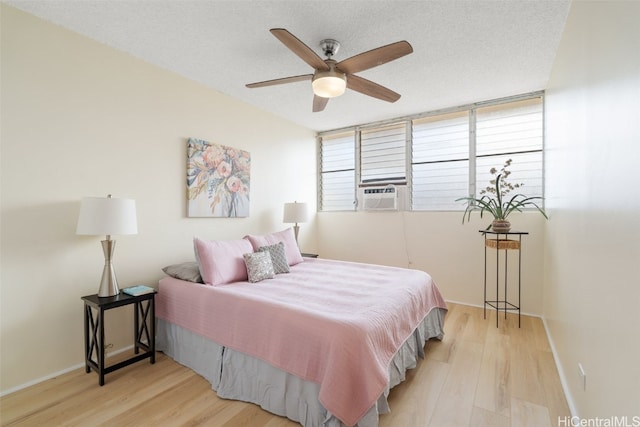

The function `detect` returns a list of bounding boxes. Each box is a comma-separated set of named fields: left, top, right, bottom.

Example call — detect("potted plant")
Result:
left=456, top=159, right=548, bottom=232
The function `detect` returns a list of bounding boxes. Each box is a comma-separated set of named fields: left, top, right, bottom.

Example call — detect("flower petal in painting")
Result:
left=226, top=176, right=242, bottom=193
left=203, top=145, right=224, bottom=168
left=216, top=161, right=232, bottom=178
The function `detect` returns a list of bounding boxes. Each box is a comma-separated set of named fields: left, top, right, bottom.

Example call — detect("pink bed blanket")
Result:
left=156, top=258, right=447, bottom=426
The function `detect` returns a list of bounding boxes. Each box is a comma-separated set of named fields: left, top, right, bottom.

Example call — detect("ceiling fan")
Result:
left=246, top=28, right=413, bottom=112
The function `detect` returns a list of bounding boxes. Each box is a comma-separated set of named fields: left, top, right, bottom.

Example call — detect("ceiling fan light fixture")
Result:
left=247, top=29, right=413, bottom=112
left=312, top=71, right=347, bottom=98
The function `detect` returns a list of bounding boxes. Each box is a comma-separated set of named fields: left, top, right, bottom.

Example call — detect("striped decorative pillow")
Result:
left=258, top=242, right=290, bottom=274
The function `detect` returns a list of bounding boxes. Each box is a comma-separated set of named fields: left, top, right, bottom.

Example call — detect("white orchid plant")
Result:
left=457, top=159, right=548, bottom=227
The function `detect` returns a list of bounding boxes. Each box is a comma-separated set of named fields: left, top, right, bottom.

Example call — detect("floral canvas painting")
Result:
left=187, top=138, right=250, bottom=217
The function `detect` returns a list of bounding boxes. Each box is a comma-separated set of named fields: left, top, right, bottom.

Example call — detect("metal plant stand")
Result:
left=480, top=230, right=528, bottom=328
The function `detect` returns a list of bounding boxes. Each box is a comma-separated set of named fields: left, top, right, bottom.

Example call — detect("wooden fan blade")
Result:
left=270, top=28, right=330, bottom=71
left=337, top=41, right=413, bottom=74
left=246, top=74, right=313, bottom=88
left=313, top=95, right=329, bottom=112
left=347, top=74, right=401, bottom=103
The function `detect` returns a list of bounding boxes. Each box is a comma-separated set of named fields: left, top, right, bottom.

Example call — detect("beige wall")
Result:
left=544, top=1, right=640, bottom=419
left=0, top=5, right=317, bottom=393
left=318, top=211, right=547, bottom=315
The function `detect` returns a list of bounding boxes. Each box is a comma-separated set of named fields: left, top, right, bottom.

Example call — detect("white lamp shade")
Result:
left=312, top=74, right=347, bottom=98
left=283, top=202, right=308, bottom=224
left=76, top=196, right=138, bottom=236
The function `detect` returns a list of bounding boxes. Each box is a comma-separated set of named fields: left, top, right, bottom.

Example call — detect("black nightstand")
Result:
left=81, top=291, right=156, bottom=385
left=301, top=252, right=319, bottom=258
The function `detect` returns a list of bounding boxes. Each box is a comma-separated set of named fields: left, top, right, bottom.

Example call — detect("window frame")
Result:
left=317, top=91, right=544, bottom=212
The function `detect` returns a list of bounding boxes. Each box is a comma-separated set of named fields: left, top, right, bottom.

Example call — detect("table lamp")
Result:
left=283, top=201, right=308, bottom=243
left=76, top=194, right=138, bottom=297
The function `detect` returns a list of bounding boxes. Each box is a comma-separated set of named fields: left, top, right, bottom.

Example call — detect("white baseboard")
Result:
left=541, top=317, right=578, bottom=418
left=0, top=345, right=134, bottom=397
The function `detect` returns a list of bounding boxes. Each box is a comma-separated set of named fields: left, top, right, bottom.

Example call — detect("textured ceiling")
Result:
left=6, top=0, right=571, bottom=132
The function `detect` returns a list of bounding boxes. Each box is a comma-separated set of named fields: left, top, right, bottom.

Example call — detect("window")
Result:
left=318, top=93, right=544, bottom=212
left=474, top=98, right=543, bottom=200
left=412, top=111, right=469, bottom=210
left=360, top=123, right=407, bottom=184
left=319, top=132, right=356, bottom=211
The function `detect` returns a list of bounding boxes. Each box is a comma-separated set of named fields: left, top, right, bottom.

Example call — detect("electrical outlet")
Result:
left=578, top=363, right=586, bottom=391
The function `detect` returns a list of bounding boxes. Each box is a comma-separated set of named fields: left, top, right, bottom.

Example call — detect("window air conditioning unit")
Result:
left=362, top=186, right=398, bottom=211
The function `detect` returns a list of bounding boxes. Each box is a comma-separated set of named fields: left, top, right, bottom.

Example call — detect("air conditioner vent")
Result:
left=363, top=186, right=398, bottom=211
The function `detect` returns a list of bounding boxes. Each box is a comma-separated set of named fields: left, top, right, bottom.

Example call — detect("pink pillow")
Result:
left=194, top=237, right=253, bottom=286
left=244, top=228, right=304, bottom=266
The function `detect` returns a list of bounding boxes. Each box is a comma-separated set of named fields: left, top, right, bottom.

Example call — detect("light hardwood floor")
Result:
left=1, top=303, right=570, bottom=427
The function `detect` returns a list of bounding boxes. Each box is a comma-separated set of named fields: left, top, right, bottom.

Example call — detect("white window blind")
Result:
left=318, top=93, right=544, bottom=212
left=360, top=123, right=406, bottom=184
left=320, top=132, right=356, bottom=211
left=412, top=111, right=469, bottom=210
left=475, top=97, right=543, bottom=199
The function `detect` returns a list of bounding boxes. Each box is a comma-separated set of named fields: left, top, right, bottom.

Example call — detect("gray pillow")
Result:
left=258, top=241, right=290, bottom=274
left=243, top=252, right=275, bottom=283
left=162, top=262, right=203, bottom=283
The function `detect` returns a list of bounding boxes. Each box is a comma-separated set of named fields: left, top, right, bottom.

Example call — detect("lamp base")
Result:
left=293, top=224, right=300, bottom=244
left=98, top=240, right=119, bottom=297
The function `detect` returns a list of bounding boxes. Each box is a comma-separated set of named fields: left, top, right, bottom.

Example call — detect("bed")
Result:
left=155, top=230, right=447, bottom=427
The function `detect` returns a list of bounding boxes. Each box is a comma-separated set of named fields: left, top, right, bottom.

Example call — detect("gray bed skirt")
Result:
left=156, top=307, right=446, bottom=427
